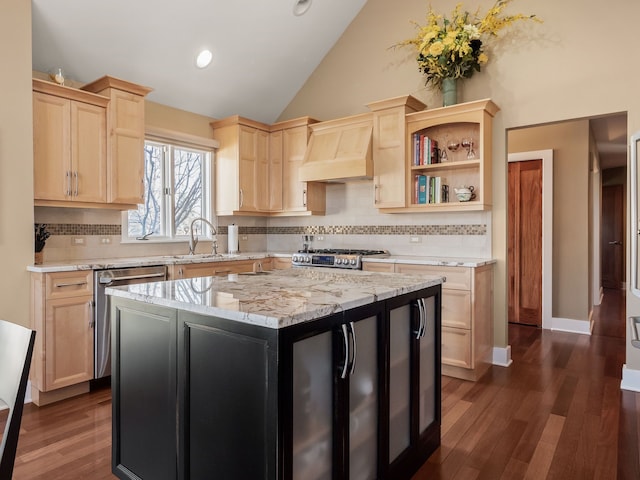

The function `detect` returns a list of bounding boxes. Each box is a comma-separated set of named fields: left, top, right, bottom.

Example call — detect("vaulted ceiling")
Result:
left=31, top=0, right=368, bottom=124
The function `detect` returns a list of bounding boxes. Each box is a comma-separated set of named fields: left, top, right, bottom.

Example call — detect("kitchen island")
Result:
left=107, top=267, right=442, bottom=480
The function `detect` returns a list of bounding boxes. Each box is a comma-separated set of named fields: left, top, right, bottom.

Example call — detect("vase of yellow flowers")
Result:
left=397, top=0, right=539, bottom=106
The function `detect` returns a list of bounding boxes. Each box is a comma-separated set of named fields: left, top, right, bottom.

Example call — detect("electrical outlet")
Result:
left=72, top=237, right=85, bottom=246
left=317, top=235, right=324, bottom=241
left=101, top=237, right=111, bottom=244
left=241, top=235, right=248, bottom=241
left=410, top=236, right=422, bottom=244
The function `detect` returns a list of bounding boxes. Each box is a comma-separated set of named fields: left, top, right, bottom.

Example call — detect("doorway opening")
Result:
left=506, top=112, right=627, bottom=336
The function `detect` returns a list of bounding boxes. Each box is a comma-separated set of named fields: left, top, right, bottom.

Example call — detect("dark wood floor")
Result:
left=3, top=289, right=639, bottom=479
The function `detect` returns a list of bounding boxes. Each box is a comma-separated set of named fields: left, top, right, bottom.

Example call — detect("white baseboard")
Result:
left=492, top=345, right=512, bottom=367
left=621, top=364, right=640, bottom=392
left=25, top=380, right=32, bottom=404
left=550, top=317, right=593, bottom=335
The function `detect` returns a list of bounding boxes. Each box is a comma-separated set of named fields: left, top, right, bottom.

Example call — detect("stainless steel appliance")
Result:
left=94, top=265, right=167, bottom=379
left=291, top=249, right=388, bottom=270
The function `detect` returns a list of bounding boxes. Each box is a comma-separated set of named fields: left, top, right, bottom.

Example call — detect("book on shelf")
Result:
left=414, top=175, right=449, bottom=205
left=413, top=134, right=440, bottom=165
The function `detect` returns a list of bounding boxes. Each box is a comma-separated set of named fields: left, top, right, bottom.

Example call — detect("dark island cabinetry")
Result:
left=110, top=284, right=441, bottom=480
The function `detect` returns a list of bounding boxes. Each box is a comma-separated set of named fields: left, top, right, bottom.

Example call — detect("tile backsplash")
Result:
left=35, top=181, right=492, bottom=262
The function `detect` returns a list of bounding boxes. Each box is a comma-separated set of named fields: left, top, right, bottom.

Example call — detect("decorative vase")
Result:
left=34, top=251, right=43, bottom=265
left=442, top=77, right=457, bottom=107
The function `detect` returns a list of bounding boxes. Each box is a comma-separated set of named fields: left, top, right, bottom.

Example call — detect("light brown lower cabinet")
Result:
left=169, top=259, right=268, bottom=279
left=31, top=270, right=95, bottom=406
left=364, top=261, right=493, bottom=381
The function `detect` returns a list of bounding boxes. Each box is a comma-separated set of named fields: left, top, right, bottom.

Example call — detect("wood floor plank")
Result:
left=523, top=414, right=565, bottom=479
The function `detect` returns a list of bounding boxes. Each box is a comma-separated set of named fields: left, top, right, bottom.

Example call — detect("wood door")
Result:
left=107, top=89, right=145, bottom=204
left=238, top=125, right=258, bottom=212
left=508, top=159, right=543, bottom=326
left=44, top=295, right=94, bottom=391
left=282, top=125, right=308, bottom=211
left=33, top=92, right=71, bottom=201
left=70, top=100, right=107, bottom=203
left=268, top=130, right=283, bottom=211
left=601, top=184, right=624, bottom=289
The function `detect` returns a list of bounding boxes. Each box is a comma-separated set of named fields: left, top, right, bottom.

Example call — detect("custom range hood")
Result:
left=299, top=113, right=373, bottom=182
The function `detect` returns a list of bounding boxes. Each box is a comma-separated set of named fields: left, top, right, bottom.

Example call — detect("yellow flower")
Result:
left=395, top=0, right=540, bottom=89
left=429, top=41, right=445, bottom=56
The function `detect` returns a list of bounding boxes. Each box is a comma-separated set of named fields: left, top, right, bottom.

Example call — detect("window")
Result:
left=125, top=140, right=213, bottom=241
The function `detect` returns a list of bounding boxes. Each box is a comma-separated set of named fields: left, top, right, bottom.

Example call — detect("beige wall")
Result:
left=508, top=120, right=590, bottom=322
left=279, top=0, right=640, bottom=369
left=145, top=101, right=216, bottom=138
left=1, top=0, right=33, bottom=328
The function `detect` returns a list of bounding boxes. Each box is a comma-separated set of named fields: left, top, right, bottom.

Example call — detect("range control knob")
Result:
left=292, top=255, right=298, bottom=262
left=305, top=257, right=311, bottom=263
left=336, top=258, right=343, bottom=265
left=350, top=258, right=357, bottom=266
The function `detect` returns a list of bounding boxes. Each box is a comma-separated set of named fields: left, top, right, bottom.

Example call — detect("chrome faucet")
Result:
left=188, top=217, right=218, bottom=255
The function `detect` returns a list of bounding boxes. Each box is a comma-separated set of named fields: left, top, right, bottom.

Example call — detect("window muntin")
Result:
left=126, top=140, right=212, bottom=241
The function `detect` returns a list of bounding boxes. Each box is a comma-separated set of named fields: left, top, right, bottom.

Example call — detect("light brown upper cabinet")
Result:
left=380, top=99, right=499, bottom=213
left=33, top=80, right=109, bottom=204
left=81, top=76, right=152, bottom=206
left=368, top=95, right=427, bottom=209
left=211, top=116, right=271, bottom=215
left=272, top=117, right=325, bottom=216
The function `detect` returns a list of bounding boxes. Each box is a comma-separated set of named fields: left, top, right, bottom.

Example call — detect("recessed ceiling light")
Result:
left=196, top=49, right=213, bottom=69
left=293, top=0, right=312, bottom=16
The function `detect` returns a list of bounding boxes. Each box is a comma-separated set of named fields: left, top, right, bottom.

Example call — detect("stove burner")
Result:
left=297, top=248, right=388, bottom=256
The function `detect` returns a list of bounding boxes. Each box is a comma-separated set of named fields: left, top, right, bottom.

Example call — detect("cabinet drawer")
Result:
left=441, top=326, right=472, bottom=369
left=395, top=264, right=470, bottom=291
left=442, top=290, right=471, bottom=329
left=362, top=262, right=395, bottom=273
left=45, top=271, right=93, bottom=299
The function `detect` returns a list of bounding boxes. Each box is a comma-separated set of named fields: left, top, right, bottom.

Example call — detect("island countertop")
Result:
left=106, top=267, right=442, bottom=329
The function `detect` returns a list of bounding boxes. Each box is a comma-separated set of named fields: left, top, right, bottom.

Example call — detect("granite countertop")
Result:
left=106, top=268, right=442, bottom=329
left=363, top=255, right=496, bottom=268
left=27, top=252, right=495, bottom=273
left=26, top=251, right=287, bottom=273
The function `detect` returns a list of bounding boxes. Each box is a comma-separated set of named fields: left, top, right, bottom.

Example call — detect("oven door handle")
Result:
left=99, top=272, right=166, bottom=285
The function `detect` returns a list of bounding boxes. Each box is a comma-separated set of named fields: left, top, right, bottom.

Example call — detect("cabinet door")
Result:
left=372, top=107, right=406, bottom=208
left=347, top=314, right=379, bottom=480
left=283, top=125, right=308, bottom=212
left=291, top=306, right=381, bottom=480
left=255, top=129, right=270, bottom=211
left=179, top=312, right=276, bottom=480
left=386, top=289, right=441, bottom=479
left=71, top=100, right=107, bottom=203
left=269, top=130, right=284, bottom=211
left=108, top=89, right=145, bottom=204
left=44, top=295, right=94, bottom=390
left=111, top=299, right=178, bottom=480
left=292, top=329, right=334, bottom=480
left=238, top=125, right=259, bottom=212
left=33, top=92, right=71, bottom=201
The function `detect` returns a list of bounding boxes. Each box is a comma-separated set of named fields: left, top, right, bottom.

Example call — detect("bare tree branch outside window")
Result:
left=128, top=141, right=209, bottom=239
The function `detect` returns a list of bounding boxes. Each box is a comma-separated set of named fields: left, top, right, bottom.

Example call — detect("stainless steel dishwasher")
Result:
left=94, top=265, right=167, bottom=379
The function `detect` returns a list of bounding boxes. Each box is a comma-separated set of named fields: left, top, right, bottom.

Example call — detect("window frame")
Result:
left=121, top=129, right=218, bottom=244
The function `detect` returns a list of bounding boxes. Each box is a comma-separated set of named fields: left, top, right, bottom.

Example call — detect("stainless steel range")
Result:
left=291, top=249, right=389, bottom=269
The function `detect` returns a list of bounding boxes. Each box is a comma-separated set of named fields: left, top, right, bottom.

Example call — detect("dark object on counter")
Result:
left=34, top=223, right=50, bottom=252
